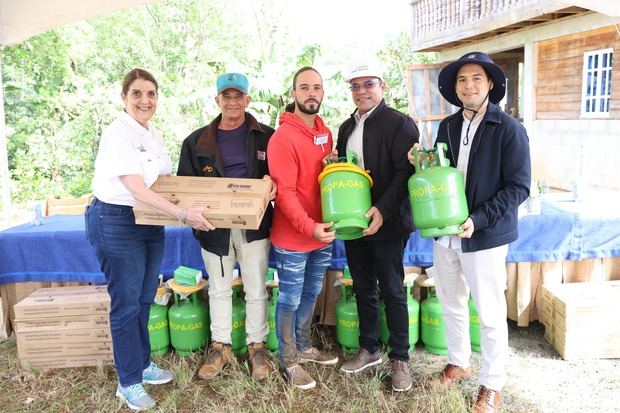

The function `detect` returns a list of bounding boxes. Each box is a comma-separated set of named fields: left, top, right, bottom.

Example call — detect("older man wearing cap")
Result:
left=177, top=72, right=277, bottom=380
left=335, top=59, right=419, bottom=392
left=409, top=52, right=530, bottom=413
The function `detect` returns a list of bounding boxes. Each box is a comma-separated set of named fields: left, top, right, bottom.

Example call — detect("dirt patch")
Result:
left=491, top=320, right=619, bottom=413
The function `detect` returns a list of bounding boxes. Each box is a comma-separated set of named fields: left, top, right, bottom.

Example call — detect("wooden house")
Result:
left=408, top=0, right=620, bottom=191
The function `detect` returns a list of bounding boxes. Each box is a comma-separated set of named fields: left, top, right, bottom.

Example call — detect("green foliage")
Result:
left=378, top=32, right=437, bottom=114
left=1, top=0, right=429, bottom=207
left=249, top=44, right=323, bottom=128
left=2, top=31, right=80, bottom=203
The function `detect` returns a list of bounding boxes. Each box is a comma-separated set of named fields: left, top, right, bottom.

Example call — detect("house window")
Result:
left=581, top=48, right=613, bottom=117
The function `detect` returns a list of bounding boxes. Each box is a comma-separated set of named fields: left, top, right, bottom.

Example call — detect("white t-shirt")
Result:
left=346, top=104, right=379, bottom=169
left=437, top=110, right=483, bottom=249
left=92, top=111, right=172, bottom=206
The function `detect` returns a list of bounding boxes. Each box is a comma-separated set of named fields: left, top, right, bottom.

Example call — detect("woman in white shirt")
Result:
left=86, top=68, right=213, bottom=411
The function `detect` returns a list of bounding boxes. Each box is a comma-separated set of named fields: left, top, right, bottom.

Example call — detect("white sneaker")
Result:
left=116, top=383, right=156, bottom=411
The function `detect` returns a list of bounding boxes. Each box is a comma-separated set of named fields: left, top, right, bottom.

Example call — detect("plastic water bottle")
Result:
left=30, top=203, right=42, bottom=226
left=572, top=179, right=583, bottom=203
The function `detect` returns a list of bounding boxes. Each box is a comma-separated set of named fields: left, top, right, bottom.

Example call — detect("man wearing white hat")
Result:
left=336, top=59, right=419, bottom=392
left=410, top=52, right=531, bottom=413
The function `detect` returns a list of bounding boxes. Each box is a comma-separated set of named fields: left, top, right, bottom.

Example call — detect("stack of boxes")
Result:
left=173, top=266, right=203, bottom=286
left=542, top=280, right=620, bottom=360
left=14, top=285, right=113, bottom=369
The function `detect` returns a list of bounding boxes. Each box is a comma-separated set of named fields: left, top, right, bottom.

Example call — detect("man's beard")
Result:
left=295, top=98, right=321, bottom=115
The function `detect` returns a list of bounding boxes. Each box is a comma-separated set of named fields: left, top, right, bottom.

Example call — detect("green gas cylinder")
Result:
left=408, top=142, right=469, bottom=238
left=318, top=150, right=374, bottom=240
left=148, top=304, right=169, bottom=356
left=379, top=301, right=389, bottom=345
left=420, top=287, right=447, bottom=355
left=148, top=286, right=170, bottom=356
left=231, top=283, right=247, bottom=355
left=379, top=285, right=419, bottom=352
left=336, top=271, right=359, bottom=354
left=169, top=291, right=210, bottom=356
left=265, top=267, right=279, bottom=353
left=267, top=288, right=279, bottom=353
left=406, top=285, right=420, bottom=348
left=469, top=297, right=481, bottom=353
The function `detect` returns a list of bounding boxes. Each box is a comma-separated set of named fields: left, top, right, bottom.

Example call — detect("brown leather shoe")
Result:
left=473, top=385, right=502, bottom=413
left=197, top=342, right=233, bottom=380
left=390, top=359, right=412, bottom=392
left=298, top=347, right=338, bottom=365
left=248, top=342, right=273, bottom=380
left=340, top=348, right=382, bottom=374
left=283, top=364, right=316, bottom=390
left=437, top=363, right=472, bottom=388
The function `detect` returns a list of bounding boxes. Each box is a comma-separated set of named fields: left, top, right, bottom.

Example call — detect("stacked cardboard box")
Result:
left=133, top=176, right=271, bottom=229
left=14, top=285, right=113, bottom=369
left=542, top=280, right=620, bottom=360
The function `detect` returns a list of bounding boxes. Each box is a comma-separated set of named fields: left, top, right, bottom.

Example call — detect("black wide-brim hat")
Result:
left=438, top=51, right=506, bottom=107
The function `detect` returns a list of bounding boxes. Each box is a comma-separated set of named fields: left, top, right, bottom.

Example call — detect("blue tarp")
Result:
left=2, top=195, right=620, bottom=285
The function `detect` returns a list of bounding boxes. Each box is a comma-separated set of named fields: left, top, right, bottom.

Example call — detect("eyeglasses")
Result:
left=349, top=80, right=381, bottom=92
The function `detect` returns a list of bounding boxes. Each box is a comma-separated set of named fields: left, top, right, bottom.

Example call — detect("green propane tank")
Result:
left=318, top=150, right=374, bottom=240
left=168, top=280, right=210, bottom=356
left=148, top=284, right=170, bottom=356
left=421, top=287, right=447, bottom=355
left=408, top=142, right=469, bottom=238
left=379, top=284, right=419, bottom=352
left=469, top=297, right=482, bottom=353
left=231, top=281, right=247, bottom=355
left=336, top=266, right=359, bottom=353
left=379, top=301, right=389, bottom=346
left=406, top=285, right=420, bottom=349
left=265, top=267, right=279, bottom=353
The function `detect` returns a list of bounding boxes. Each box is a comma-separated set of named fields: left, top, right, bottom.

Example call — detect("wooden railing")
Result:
left=411, top=0, right=576, bottom=51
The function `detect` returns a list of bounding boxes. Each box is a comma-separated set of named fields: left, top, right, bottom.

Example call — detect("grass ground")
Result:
left=0, top=324, right=545, bottom=413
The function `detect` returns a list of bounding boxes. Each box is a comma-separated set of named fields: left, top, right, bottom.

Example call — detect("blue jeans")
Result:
left=85, top=198, right=165, bottom=387
left=274, top=244, right=332, bottom=367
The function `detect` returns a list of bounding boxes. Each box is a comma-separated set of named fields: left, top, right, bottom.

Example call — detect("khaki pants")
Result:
left=201, top=229, right=270, bottom=345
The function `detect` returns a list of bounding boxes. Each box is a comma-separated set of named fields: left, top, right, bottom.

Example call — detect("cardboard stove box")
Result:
left=19, top=353, right=114, bottom=370
left=14, top=287, right=110, bottom=319
left=133, top=176, right=271, bottom=230
left=27, top=285, right=108, bottom=297
left=15, top=315, right=110, bottom=333
left=313, top=270, right=342, bottom=326
left=1, top=281, right=83, bottom=337
left=18, top=340, right=112, bottom=359
left=17, top=328, right=111, bottom=346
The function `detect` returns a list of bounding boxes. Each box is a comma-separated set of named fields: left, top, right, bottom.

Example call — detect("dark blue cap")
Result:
left=438, top=52, right=506, bottom=107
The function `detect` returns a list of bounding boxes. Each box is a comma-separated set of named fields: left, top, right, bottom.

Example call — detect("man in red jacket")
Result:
left=266, top=67, right=338, bottom=390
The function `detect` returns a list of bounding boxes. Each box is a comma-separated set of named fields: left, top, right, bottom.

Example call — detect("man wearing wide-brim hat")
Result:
left=410, top=52, right=531, bottom=413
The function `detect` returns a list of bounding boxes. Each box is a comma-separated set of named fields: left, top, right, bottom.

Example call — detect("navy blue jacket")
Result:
left=436, top=103, right=531, bottom=252
left=337, top=100, right=419, bottom=241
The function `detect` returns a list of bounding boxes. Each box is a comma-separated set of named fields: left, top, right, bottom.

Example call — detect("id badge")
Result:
left=314, top=134, right=328, bottom=145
